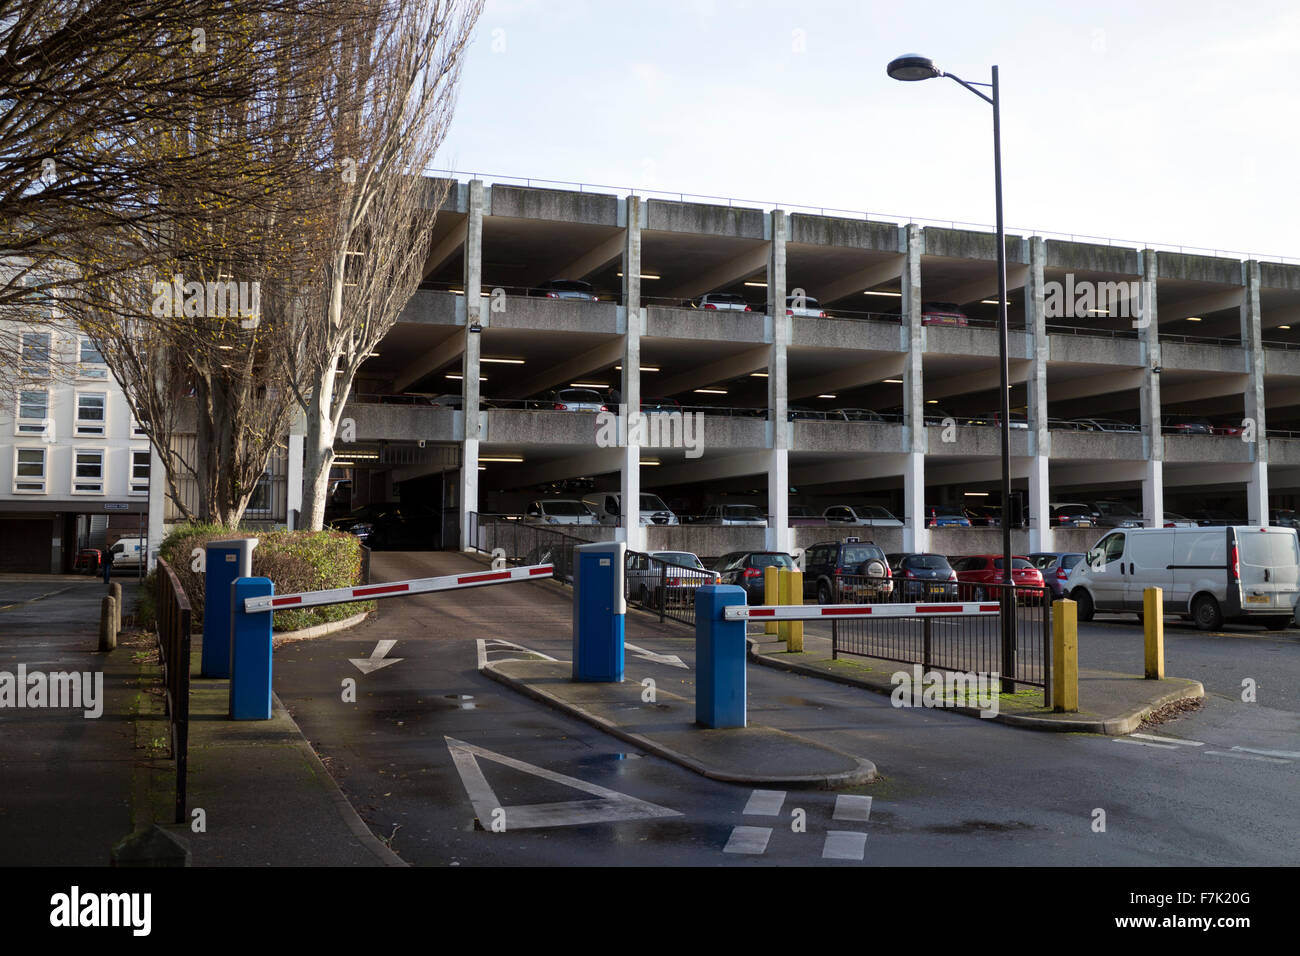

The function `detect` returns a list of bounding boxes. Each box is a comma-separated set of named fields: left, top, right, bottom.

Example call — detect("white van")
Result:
left=1068, top=525, right=1300, bottom=630
left=106, top=536, right=146, bottom=570
left=581, top=492, right=679, bottom=527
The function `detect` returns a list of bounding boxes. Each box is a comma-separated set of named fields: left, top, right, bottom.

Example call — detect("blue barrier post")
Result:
left=202, top=538, right=258, bottom=677
left=229, top=576, right=274, bottom=720
left=572, top=541, right=626, bottom=682
left=695, top=585, right=748, bottom=728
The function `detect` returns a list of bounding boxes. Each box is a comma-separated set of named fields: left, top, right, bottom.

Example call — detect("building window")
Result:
left=79, top=337, right=108, bottom=379
left=14, top=447, right=46, bottom=493
left=72, top=448, right=104, bottom=494
left=246, top=467, right=273, bottom=515
left=131, top=417, right=148, bottom=438
left=21, top=332, right=50, bottom=377
left=75, top=392, right=107, bottom=436
left=130, top=448, right=150, bottom=495
left=16, top=389, right=49, bottom=436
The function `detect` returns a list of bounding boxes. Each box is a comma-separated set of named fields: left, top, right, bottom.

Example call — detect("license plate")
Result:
left=1245, top=595, right=1269, bottom=604
left=928, top=585, right=944, bottom=594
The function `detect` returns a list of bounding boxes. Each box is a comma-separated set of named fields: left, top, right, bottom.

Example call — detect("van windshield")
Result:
left=1238, top=531, right=1300, bottom=568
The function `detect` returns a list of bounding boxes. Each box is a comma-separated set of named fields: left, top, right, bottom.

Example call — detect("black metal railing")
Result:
left=466, top=513, right=586, bottom=584
left=827, top=576, right=1052, bottom=701
left=625, top=551, right=718, bottom=628
left=155, top=558, right=192, bottom=825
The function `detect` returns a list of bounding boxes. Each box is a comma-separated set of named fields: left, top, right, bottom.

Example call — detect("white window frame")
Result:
left=15, top=388, right=50, bottom=438
left=20, top=331, right=51, bottom=378
left=13, top=446, right=47, bottom=494
left=129, top=446, right=150, bottom=496
left=78, top=336, right=108, bottom=379
left=71, top=447, right=105, bottom=495
left=74, top=390, right=107, bottom=437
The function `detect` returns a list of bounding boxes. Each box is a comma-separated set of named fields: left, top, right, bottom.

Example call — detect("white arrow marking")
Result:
left=445, top=737, right=680, bottom=831
left=1230, top=745, right=1300, bottom=759
left=624, top=641, right=688, bottom=670
left=1131, top=733, right=1204, bottom=746
left=349, top=639, right=403, bottom=674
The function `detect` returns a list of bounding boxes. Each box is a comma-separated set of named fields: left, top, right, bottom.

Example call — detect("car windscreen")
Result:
left=993, top=558, right=1035, bottom=570
left=750, top=553, right=795, bottom=569
left=543, top=501, right=589, bottom=516
left=1061, top=554, right=1083, bottom=570
left=905, top=555, right=951, bottom=570
left=640, top=494, right=670, bottom=511
left=861, top=506, right=894, bottom=518
left=933, top=506, right=964, bottom=516
left=654, top=552, right=701, bottom=568
left=1096, top=502, right=1137, bottom=515
left=843, top=546, right=884, bottom=565
left=558, top=390, right=602, bottom=403
left=1238, top=531, right=1300, bottom=569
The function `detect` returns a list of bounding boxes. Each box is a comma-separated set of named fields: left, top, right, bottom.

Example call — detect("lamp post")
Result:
left=887, top=54, right=1016, bottom=689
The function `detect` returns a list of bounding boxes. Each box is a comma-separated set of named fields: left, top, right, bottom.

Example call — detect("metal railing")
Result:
left=625, top=551, right=718, bottom=628
left=154, top=558, right=192, bottom=825
left=466, top=513, right=588, bottom=584
left=827, top=576, right=1052, bottom=700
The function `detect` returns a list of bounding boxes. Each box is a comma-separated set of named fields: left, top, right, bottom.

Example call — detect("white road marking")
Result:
left=624, top=642, right=688, bottom=670
left=349, top=639, right=402, bottom=674
left=1131, top=733, right=1204, bottom=746
left=1203, top=749, right=1291, bottom=764
left=444, top=737, right=680, bottom=831
left=723, top=826, right=772, bottom=854
left=822, top=830, right=868, bottom=861
left=742, top=789, right=786, bottom=816
left=477, top=638, right=559, bottom=666
left=1231, top=745, right=1300, bottom=759
left=833, top=794, right=873, bottom=822
left=1114, top=737, right=1178, bottom=750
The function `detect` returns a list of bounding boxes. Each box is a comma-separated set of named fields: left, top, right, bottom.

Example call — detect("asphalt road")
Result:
left=274, top=553, right=1300, bottom=867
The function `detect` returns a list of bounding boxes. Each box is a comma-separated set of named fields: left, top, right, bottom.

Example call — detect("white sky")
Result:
left=439, top=0, right=1300, bottom=261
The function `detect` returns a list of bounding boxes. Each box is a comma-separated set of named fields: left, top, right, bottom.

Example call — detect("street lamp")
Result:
left=888, top=53, right=1016, bottom=689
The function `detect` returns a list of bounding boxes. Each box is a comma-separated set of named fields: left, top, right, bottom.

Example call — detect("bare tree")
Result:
left=283, top=0, right=483, bottom=529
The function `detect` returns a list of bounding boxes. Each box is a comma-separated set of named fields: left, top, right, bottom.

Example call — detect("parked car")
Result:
left=1270, top=509, right=1300, bottom=529
left=700, top=504, right=766, bottom=526
left=822, top=505, right=903, bottom=527
left=786, top=294, right=826, bottom=318
left=927, top=505, right=972, bottom=528
left=1068, top=526, right=1300, bottom=630
left=1209, top=422, right=1243, bottom=436
left=694, top=292, right=753, bottom=312
left=625, top=550, right=711, bottom=605
left=951, top=554, right=1046, bottom=601
left=1071, top=418, right=1141, bottom=433
left=1027, top=552, right=1086, bottom=599
left=529, top=279, right=598, bottom=301
left=921, top=302, right=970, bottom=327
left=1050, top=503, right=1096, bottom=528
left=964, top=504, right=1001, bottom=527
left=102, top=537, right=147, bottom=572
left=1162, top=415, right=1212, bottom=435
left=887, top=553, right=960, bottom=601
left=788, top=406, right=828, bottom=421
left=802, top=539, right=893, bottom=604
left=1162, top=512, right=1200, bottom=528
left=830, top=408, right=887, bottom=423
left=550, top=388, right=608, bottom=412
left=523, top=499, right=599, bottom=525
left=1089, top=500, right=1145, bottom=529
left=329, top=503, right=439, bottom=550
left=582, top=492, right=679, bottom=526
left=73, top=547, right=103, bottom=574
left=714, top=551, right=797, bottom=604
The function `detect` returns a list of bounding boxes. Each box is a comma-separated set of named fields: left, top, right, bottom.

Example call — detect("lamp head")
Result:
left=887, top=54, right=941, bottom=81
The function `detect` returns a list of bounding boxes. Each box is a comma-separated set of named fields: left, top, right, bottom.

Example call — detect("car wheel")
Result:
left=1072, top=588, right=1095, bottom=622
left=817, top=582, right=832, bottom=605
left=1191, top=594, right=1222, bottom=631
left=1264, top=616, right=1292, bottom=631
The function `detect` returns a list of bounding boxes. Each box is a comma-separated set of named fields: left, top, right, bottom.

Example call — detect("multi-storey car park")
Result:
left=325, top=173, right=1300, bottom=561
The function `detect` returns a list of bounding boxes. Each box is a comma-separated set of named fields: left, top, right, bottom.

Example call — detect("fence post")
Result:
left=922, top=617, right=932, bottom=670
left=1042, top=589, right=1054, bottom=708
left=1052, top=598, right=1078, bottom=712
left=657, top=560, right=666, bottom=623
left=229, top=577, right=274, bottom=720
left=1143, top=586, right=1164, bottom=679
left=764, top=565, right=780, bottom=635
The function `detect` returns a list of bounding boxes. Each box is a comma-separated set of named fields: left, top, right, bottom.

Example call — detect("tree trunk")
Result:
left=303, top=362, right=337, bottom=530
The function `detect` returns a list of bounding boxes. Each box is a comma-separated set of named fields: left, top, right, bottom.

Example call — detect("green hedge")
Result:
left=158, top=523, right=373, bottom=632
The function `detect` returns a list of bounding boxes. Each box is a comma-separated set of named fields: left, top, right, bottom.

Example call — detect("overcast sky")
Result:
left=439, top=0, right=1299, bottom=261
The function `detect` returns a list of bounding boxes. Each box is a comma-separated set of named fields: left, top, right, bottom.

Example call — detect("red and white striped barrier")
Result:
left=723, top=602, right=1000, bottom=621
left=242, top=563, right=554, bottom=614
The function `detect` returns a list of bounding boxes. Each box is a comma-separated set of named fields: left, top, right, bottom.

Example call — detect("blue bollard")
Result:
left=572, top=541, right=626, bottom=682
left=229, top=576, right=274, bottom=720
left=202, top=538, right=258, bottom=678
left=695, top=585, right=748, bottom=728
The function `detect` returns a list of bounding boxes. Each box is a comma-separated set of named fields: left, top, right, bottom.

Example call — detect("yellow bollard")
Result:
left=1144, top=586, right=1165, bottom=679
left=786, top=569, right=804, bottom=652
left=1052, top=598, right=1078, bottom=712
left=765, top=565, right=781, bottom=635
left=777, top=568, right=791, bottom=643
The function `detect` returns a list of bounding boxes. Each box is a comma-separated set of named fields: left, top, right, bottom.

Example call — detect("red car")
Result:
left=950, top=554, right=1046, bottom=602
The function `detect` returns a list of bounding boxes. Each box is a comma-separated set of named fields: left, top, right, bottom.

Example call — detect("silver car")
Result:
left=551, top=388, right=608, bottom=412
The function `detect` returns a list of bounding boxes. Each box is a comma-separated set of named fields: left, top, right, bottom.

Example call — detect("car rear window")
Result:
left=750, top=553, right=795, bottom=569
left=1061, top=554, right=1083, bottom=570
left=1238, top=531, right=1300, bottom=568
left=550, top=280, right=593, bottom=292
left=906, top=555, right=951, bottom=570
left=559, top=389, right=602, bottom=403
left=843, top=546, right=884, bottom=565
left=993, top=558, right=1035, bottom=570
left=655, top=552, right=700, bottom=568
left=707, top=293, right=746, bottom=304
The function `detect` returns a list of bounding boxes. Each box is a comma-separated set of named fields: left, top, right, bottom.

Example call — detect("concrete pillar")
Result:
left=146, top=446, right=165, bottom=572
left=286, top=432, right=304, bottom=530
left=766, top=209, right=791, bottom=552
left=901, top=225, right=928, bottom=552
left=1026, top=237, right=1053, bottom=551
left=460, top=180, right=485, bottom=548
left=620, top=195, right=646, bottom=553
left=1139, top=250, right=1163, bottom=529
left=1241, top=259, right=1269, bottom=524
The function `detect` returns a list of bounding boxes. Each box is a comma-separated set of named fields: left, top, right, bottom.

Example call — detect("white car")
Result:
left=550, top=388, right=608, bottom=412
left=625, top=551, right=712, bottom=605
left=582, top=492, right=679, bottom=526
left=694, top=292, right=753, bottom=312
left=786, top=294, right=826, bottom=318
left=822, top=505, right=903, bottom=527
left=524, top=499, right=599, bottom=525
